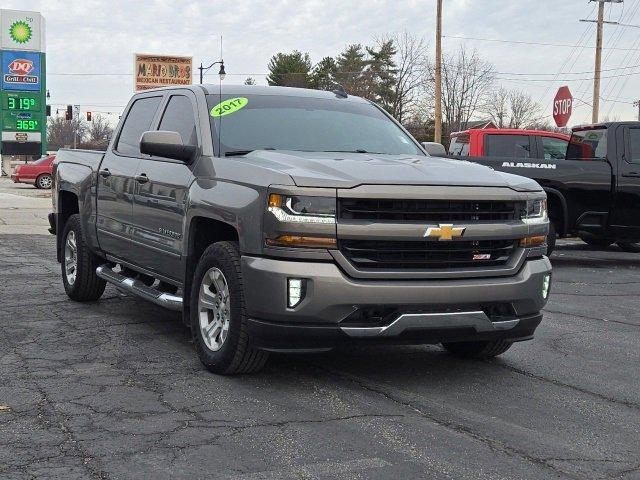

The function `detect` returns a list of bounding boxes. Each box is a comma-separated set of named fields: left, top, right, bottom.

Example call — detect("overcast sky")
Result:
left=3, top=0, right=639, bottom=126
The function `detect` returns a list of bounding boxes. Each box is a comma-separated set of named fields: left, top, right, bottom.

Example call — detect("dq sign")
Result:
left=553, top=86, right=573, bottom=128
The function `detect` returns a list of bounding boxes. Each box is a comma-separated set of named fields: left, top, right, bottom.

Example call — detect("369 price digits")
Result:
left=16, top=120, right=39, bottom=131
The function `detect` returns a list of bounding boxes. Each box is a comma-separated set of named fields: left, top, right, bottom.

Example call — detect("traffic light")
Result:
left=46, top=105, right=51, bottom=117
left=86, top=111, right=92, bottom=122
left=65, top=105, right=73, bottom=121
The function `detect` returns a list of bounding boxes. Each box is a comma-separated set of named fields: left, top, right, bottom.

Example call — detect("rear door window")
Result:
left=116, top=96, right=162, bottom=156
left=628, top=128, right=640, bottom=164
left=567, top=129, right=607, bottom=160
left=485, top=134, right=532, bottom=158
left=449, top=134, right=469, bottom=156
left=541, top=136, right=568, bottom=160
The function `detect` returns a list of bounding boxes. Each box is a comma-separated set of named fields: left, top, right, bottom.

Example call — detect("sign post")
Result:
left=553, top=86, right=573, bottom=128
left=0, top=9, right=47, bottom=163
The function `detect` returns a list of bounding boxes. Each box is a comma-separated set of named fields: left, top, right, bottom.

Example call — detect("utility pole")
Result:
left=581, top=0, right=623, bottom=123
left=635, top=100, right=640, bottom=121
left=434, top=0, right=443, bottom=144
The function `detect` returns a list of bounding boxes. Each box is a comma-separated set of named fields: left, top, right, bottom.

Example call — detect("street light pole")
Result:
left=198, top=60, right=226, bottom=84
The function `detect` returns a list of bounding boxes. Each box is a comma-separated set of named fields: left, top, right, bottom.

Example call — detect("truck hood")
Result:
left=237, top=150, right=542, bottom=191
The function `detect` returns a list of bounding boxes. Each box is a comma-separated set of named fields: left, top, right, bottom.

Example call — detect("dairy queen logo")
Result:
left=8, top=59, right=34, bottom=76
left=4, top=58, right=38, bottom=86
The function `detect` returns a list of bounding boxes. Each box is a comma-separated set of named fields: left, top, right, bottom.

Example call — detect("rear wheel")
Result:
left=617, top=242, right=640, bottom=253
left=580, top=233, right=614, bottom=248
left=61, top=214, right=106, bottom=301
left=442, top=339, right=513, bottom=359
left=36, top=173, right=52, bottom=189
left=190, top=241, right=268, bottom=375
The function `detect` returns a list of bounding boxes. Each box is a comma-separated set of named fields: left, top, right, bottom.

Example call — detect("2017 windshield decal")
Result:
left=210, top=97, right=248, bottom=117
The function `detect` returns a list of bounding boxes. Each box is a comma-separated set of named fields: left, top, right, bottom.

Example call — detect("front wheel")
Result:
left=617, top=242, right=640, bottom=253
left=442, top=339, right=513, bottom=359
left=61, top=214, right=106, bottom=301
left=190, top=241, right=268, bottom=375
left=36, top=173, right=52, bottom=189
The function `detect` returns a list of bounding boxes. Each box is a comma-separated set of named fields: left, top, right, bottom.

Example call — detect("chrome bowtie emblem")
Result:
left=424, top=224, right=466, bottom=241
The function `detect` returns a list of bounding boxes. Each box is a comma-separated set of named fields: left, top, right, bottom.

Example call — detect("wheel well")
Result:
left=546, top=191, right=566, bottom=237
left=57, top=191, right=79, bottom=261
left=183, top=217, right=239, bottom=324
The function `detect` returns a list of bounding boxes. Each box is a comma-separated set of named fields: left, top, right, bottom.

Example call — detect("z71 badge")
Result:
left=502, top=161, right=556, bottom=170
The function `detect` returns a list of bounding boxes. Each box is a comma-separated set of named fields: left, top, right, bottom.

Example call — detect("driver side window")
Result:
left=629, top=129, right=640, bottom=165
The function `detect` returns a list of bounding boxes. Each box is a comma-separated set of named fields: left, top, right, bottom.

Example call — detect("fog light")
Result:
left=288, top=278, right=306, bottom=308
left=542, top=275, right=551, bottom=299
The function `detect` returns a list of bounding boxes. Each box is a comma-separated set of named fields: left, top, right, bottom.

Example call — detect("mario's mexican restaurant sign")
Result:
left=134, top=53, right=192, bottom=91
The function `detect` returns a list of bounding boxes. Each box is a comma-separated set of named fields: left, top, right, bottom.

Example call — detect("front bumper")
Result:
left=242, top=255, right=552, bottom=351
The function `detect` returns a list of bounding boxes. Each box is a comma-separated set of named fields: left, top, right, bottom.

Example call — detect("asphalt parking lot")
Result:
left=1, top=185, right=640, bottom=479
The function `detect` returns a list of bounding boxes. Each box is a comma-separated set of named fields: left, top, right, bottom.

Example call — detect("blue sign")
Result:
left=1, top=50, right=41, bottom=91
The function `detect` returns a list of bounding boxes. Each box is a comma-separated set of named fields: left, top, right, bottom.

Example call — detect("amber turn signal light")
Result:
left=520, top=235, right=547, bottom=247
left=268, top=194, right=284, bottom=208
left=266, top=235, right=337, bottom=248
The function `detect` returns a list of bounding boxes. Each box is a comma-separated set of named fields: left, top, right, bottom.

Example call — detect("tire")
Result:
left=61, top=214, right=106, bottom=301
left=580, top=233, right=613, bottom=248
left=190, top=241, right=268, bottom=375
left=617, top=242, right=640, bottom=253
left=36, top=173, right=52, bottom=189
left=546, top=221, right=557, bottom=256
left=442, top=339, right=513, bottom=359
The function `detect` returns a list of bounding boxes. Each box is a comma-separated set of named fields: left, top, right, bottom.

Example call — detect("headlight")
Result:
left=522, top=198, right=548, bottom=224
left=268, top=194, right=336, bottom=224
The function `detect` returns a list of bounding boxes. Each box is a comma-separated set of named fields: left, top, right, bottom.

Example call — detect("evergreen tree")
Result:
left=311, top=57, right=338, bottom=91
left=366, top=39, right=398, bottom=111
left=266, top=51, right=312, bottom=88
left=335, top=44, right=369, bottom=98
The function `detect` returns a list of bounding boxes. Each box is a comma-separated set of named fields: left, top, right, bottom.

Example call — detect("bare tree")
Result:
left=483, top=88, right=542, bottom=129
left=483, top=87, right=510, bottom=128
left=83, top=114, right=113, bottom=150
left=387, top=32, right=429, bottom=124
left=47, top=116, right=87, bottom=151
left=244, top=77, right=256, bottom=85
left=429, top=47, right=495, bottom=138
left=508, top=90, right=541, bottom=128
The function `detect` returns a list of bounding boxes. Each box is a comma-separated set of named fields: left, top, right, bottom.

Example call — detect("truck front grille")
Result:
left=338, top=199, right=522, bottom=222
left=339, top=239, right=517, bottom=270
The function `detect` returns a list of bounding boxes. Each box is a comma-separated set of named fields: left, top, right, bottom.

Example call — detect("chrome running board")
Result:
left=96, top=265, right=183, bottom=311
left=340, top=311, right=519, bottom=338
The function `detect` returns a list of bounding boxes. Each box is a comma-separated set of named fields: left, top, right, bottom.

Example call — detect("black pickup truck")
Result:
left=457, top=122, right=640, bottom=253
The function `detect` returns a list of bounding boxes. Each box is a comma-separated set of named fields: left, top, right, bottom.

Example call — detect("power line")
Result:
left=442, top=34, right=640, bottom=51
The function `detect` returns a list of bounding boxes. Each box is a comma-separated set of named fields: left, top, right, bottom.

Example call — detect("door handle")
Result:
left=135, top=174, right=149, bottom=184
left=98, top=168, right=111, bottom=178
left=624, top=171, right=640, bottom=177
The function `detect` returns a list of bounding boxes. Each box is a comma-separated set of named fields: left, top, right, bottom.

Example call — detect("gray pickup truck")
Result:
left=50, top=85, right=552, bottom=374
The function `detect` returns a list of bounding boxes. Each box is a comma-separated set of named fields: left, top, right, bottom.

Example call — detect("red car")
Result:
left=11, top=154, right=56, bottom=189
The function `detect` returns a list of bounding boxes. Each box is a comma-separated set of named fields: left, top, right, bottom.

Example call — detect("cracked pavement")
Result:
left=1, top=232, right=640, bottom=479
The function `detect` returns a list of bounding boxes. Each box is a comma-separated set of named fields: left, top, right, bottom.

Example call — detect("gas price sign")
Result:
left=2, top=91, right=41, bottom=112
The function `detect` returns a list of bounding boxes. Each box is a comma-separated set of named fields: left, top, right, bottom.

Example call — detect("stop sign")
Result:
left=553, top=86, right=573, bottom=128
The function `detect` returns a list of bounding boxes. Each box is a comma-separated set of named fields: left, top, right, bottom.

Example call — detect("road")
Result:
left=1, top=183, right=639, bottom=479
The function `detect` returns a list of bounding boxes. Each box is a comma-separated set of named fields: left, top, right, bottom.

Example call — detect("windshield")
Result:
left=207, top=94, right=424, bottom=156
left=567, top=128, right=607, bottom=160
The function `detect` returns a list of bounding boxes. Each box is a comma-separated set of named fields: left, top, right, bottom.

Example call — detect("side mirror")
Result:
left=139, top=131, right=196, bottom=162
left=421, top=142, right=447, bottom=157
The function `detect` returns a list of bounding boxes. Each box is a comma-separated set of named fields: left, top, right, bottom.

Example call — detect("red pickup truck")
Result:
left=449, top=129, right=570, bottom=161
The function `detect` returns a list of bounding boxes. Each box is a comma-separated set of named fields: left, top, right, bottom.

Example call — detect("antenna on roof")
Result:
left=332, top=83, right=348, bottom=99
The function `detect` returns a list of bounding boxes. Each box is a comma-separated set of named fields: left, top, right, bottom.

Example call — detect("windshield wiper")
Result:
left=322, top=149, right=371, bottom=154
left=225, top=150, right=254, bottom=157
